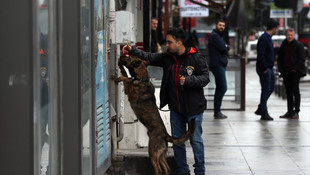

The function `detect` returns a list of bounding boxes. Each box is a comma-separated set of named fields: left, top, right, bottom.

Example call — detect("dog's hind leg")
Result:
left=150, top=153, right=162, bottom=175
left=159, top=152, right=170, bottom=175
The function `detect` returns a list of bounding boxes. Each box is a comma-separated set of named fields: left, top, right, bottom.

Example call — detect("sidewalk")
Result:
left=197, top=62, right=310, bottom=175
left=116, top=63, right=310, bottom=175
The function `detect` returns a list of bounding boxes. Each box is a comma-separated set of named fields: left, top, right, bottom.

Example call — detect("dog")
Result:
left=111, top=55, right=195, bottom=175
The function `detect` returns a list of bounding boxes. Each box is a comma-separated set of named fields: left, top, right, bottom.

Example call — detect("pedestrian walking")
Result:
left=122, top=27, right=209, bottom=175
left=278, top=28, right=306, bottom=119
left=208, top=19, right=229, bottom=119
left=255, top=19, right=279, bottom=120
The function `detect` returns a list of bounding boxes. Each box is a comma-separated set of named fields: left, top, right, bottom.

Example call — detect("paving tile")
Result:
left=284, top=147, right=310, bottom=168
left=251, top=170, right=304, bottom=175
left=241, top=147, right=299, bottom=171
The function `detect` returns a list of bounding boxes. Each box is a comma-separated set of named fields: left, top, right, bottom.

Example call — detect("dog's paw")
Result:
left=110, top=75, right=119, bottom=82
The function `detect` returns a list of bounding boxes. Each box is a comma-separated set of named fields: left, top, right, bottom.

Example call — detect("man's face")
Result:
left=151, top=19, right=158, bottom=31
left=286, top=30, right=295, bottom=42
left=166, top=35, right=181, bottom=54
left=215, top=22, right=225, bottom=32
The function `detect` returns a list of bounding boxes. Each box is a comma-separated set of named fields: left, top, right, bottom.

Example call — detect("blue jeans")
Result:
left=170, top=110, right=205, bottom=175
left=211, top=66, right=227, bottom=114
left=256, top=67, right=275, bottom=114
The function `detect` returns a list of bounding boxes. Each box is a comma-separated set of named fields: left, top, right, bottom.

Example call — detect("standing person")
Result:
left=122, top=28, right=209, bottom=175
left=255, top=19, right=279, bottom=120
left=278, top=28, right=306, bottom=119
left=208, top=19, right=229, bottom=119
left=189, top=30, right=199, bottom=47
left=151, top=18, right=161, bottom=53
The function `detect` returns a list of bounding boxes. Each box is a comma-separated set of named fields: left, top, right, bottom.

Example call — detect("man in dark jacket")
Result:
left=151, top=18, right=161, bottom=53
left=255, top=19, right=279, bottom=120
left=122, top=28, right=209, bottom=175
left=278, top=28, right=306, bottom=119
left=208, top=19, right=229, bottom=119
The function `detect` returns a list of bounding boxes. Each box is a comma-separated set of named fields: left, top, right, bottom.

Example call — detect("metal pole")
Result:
left=285, top=9, right=288, bottom=30
left=163, top=0, right=169, bottom=37
left=143, top=0, right=151, bottom=51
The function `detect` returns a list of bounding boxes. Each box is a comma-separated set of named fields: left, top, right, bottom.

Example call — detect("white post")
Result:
left=285, top=9, right=288, bottom=30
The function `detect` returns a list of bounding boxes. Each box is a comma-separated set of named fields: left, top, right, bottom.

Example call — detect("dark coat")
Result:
left=151, top=30, right=158, bottom=53
left=208, top=29, right=229, bottom=68
left=129, top=46, right=210, bottom=116
left=256, top=32, right=275, bottom=71
left=278, top=39, right=306, bottom=77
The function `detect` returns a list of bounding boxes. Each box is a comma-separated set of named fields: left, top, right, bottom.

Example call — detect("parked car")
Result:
left=246, top=35, right=285, bottom=63
left=246, top=40, right=257, bottom=63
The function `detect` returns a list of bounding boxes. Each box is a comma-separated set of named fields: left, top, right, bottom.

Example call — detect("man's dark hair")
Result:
left=216, top=19, right=225, bottom=25
left=266, top=19, right=279, bottom=30
left=166, top=28, right=186, bottom=44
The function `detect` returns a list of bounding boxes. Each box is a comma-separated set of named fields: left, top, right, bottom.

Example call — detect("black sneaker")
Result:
left=279, top=112, right=292, bottom=119
left=260, top=113, right=274, bottom=121
left=214, top=112, right=228, bottom=119
left=255, top=108, right=263, bottom=115
left=291, top=112, right=299, bottom=119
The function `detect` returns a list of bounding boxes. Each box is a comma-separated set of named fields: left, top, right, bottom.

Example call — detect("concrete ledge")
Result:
left=106, top=148, right=178, bottom=175
left=124, top=155, right=177, bottom=175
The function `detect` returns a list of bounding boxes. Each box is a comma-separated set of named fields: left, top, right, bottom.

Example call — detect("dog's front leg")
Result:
left=118, top=60, right=128, bottom=78
left=110, top=75, right=130, bottom=83
left=110, top=75, right=132, bottom=95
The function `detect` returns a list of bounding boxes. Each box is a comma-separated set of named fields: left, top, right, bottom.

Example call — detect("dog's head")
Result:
left=119, top=55, right=150, bottom=80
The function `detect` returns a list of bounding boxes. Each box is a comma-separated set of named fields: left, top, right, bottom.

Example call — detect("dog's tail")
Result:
left=166, top=118, right=195, bottom=145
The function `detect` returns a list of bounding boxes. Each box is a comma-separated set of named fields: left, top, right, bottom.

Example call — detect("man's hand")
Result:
left=264, top=69, right=268, bottom=74
left=122, top=44, right=132, bottom=54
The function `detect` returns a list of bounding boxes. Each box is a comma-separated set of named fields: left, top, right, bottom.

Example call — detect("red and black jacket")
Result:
left=129, top=46, right=210, bottom=116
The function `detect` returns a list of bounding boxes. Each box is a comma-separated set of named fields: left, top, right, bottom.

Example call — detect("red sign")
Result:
left=181, top=18, right=196, bottom=29
left=279, top=18, right=284, bottom=30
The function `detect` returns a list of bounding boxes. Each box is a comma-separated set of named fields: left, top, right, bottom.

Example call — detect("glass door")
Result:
left=81, top=0, right=93, bottom=174
left=37, top=0, right=59, bottom=174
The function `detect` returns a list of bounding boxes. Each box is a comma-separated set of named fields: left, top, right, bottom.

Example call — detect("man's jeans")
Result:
left=170, top=110, right=205, bottom=175
left=256, top=67, right=275, bottom=114
left=211, top=66, right=227, bottom=114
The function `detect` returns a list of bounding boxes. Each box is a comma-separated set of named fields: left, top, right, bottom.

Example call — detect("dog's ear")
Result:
left=131, top=60, right=141, bottom=67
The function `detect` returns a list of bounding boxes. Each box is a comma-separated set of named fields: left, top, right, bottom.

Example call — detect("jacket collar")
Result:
left=165, top=46, right=198, bottom=60
left=263, top=31, right=272, bottom=40
left=186, top=47, right=197, bottom=54
left=283, top=39, right=296, bottom=45
left=213, top=29, right=223, bottom=36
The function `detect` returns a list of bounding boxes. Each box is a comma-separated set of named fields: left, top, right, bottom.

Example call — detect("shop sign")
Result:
left=179, top=0, right=209, bottom=17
